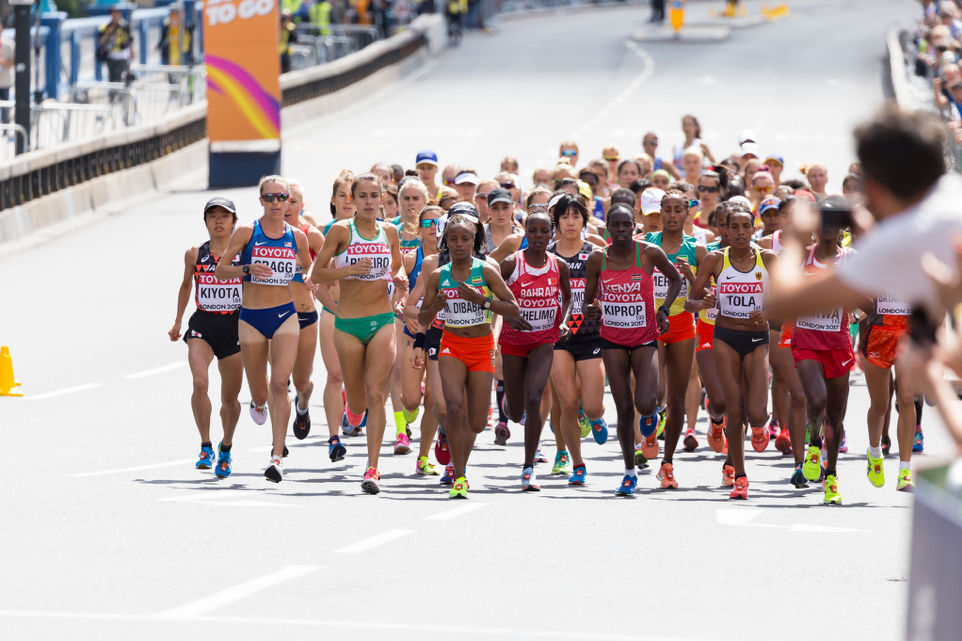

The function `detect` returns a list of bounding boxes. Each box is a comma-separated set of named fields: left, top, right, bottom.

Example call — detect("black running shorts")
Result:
left=184, top=309, right=241, bottom=360
left=554, top=333, right=603, bottom=361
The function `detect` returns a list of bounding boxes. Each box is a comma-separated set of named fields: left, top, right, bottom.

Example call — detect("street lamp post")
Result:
left=10, top=0, right=34, bottom=154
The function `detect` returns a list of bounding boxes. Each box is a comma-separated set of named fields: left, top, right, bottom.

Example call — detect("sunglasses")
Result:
left=500, top=182, right=516, bottom=189
left=689, top=199, right=700, bottom=208
left=261, top=192, right=290, bottom=203
left=754, top=186, right=773, bottom=193
left=603, top=156, right=620, bottom=162
left=561, top=150, right=577, bottom=157
left=698, top=185, right=719, bottom=193
left=420, top=218, right=439, bottom=228
left=443, top=178, right=455, bottom=186
left=643, top=139, right=658, bottom=145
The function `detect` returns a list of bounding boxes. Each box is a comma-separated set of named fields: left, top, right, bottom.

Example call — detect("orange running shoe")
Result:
left=750, top=425, right=770, bottom=453
left=707, top=417, right=726, bottom=453
left=657, top=462, right=679, bottom=489
left=641, top=433, right=660, bottom=459
left=683, top=429, right=699, bottom=452
left=774, top=426, right=792, bottom=454
left=729, top=475, right=749, bottom=499
left=722, top=464, right=735, bottom=487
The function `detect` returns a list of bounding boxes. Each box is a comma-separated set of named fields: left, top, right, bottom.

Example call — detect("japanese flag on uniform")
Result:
left=579, top=253, right=589, bottom=260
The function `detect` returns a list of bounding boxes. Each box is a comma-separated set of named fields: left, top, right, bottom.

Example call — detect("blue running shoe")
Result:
left=790, top=463, right=807, bottom=488
left=913, top=429, right=924, bottom=453
left=328, top=435, right=346, bottom=462
left=569, top=464, right=587, bottom=486
left=615, top=474, right=637, bottom=496
left=591, top=417, right=609, bottom=445
left=440, top=464, right=455, bottom=486
left=341, top=409, right=368, bottom=436
left=196, top=445, right=214, bottom=470
left=639, top=415, right=657, bottom=438
left=214, top=442, right=232, bottom=478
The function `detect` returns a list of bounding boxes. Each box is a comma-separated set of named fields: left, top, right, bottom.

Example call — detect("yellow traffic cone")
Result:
left=0, top=346, right=23, bottom=397
left=669, top=0, right=685, bottom=32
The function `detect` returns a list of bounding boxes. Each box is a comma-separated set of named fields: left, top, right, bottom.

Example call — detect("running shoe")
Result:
left=552, top=451, right=571, bottom=475
left=416, top=456, right=439, bottom=476
left=707, top=417, right=726, bottom=454
left=292, top=397, right=311, bottom=440
left=435, top=430, right=451, bottom=465
left=282, top=445, right=289, bottom=458
left=683, top=429, right=698, bottom=452
left=521, top=466, right=541, bottom=491
left=615, top=473, right=637, bottom=496
left=494, top=422, right=510, bottom=446
left=657, top=462, right=679, bottom=489
left=656, top=409, right=666, bottom=439
left=768, top=419, right=780, bottom=441
left=897, top=468, right=915, bottom=492
left=639, top=415, right=657, bottom=437
left=361, top=467, right=381, bottom=494
left=591, top=417, right=609, bottom=445
left=802, top=445, right=821, bottom=482
left=394, top=432, right=411, bottom=455
left=839, top=430, right=848, bottom=454
left=535, top=442, right=549, bottom=464
left=213, top=442, right=232, bottom=478
left=790, top=464, right=807, bottom=488
left=402, top=406, right=420, bottom=425
left=750, top=424, right=770, bottom=453
left=729, top=476, right=749, bottom=500
left=440, top=464, right=455, bottom=486
left=519, top=412, right=527, bottom=426
left=250, top=401, right=268, bottom=426
left=449, top=476, right=468, bottom=499
left=641, top=433, right=659, bottom=460
left=634, top=445, right=649, bottom=469
left=913, top=430, right=924, bottom=453
left=774, top=426, right=792, bottom=454
left=340, top=410, right=367, bottom=436
left=569, top=464, right=587, bottom=486
left=196, top=445, right=215, bottom=470
left=881, top=435, right=892, bottom=457
left=265, top=455, right=283, bottom=483
left=328, top=435, right=346, bottom=462
left=578, top=408, right=591, bottom=438
left=866, top=449, right=885, bottom=488
left=823, top=474, right=842, bottom=505
left=722, top=464, right=735, bottom=488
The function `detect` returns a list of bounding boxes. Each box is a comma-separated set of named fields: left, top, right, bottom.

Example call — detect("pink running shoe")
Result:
left=394, top=432, right=411, bottom=455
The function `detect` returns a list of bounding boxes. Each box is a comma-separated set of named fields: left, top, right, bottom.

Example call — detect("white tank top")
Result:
left=717, top=247, right=769, bottom=319
left=771, top=230, right=784, bottom=255
left=334, top=220, right=393, bottom=282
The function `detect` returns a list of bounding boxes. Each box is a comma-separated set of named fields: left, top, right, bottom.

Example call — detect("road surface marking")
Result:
left=25, top=383, right=104, bottom=401
left=334, top=530, right=412, bottom=554
left=425, top=503, right=488, bottom=521
left=0, top=609, right=726, bottom=639
left=124, top=362, right=188, bottom=379
left=153, top=566, right=319, bottom=619
left=67, top=459, right=196, bottom=477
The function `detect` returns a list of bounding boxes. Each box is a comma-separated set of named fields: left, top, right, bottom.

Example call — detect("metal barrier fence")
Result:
left=70, top=79, right=192, bottom=128
left=292, top=24, right=384, bottom=70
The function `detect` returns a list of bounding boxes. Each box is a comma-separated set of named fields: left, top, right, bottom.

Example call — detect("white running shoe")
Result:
left=265, top=456, right=283, bottom=483
left=250, top=401, right=268, bottom=425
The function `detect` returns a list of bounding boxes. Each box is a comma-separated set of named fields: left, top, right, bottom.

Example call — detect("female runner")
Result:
left=583, top=203, right=681, bottom=496
left=500, top=209, right=573, bottom=490
left=310, top=173, right=407, bottom=495
left=548, top=193, right=609, bottom=483
left=215, top=176, right=314, bottom=483
left=418, top=212, right=519, bottom=499
left=284, top=183, right=326, bottom=441
left=686, top=207, right=776, bottom=499
left=169, top=197, right=244, bottom=478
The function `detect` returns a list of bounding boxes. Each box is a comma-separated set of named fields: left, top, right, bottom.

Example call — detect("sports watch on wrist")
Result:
left=658, top=305, right=670, bottom=316
left=483, top=297, right=493, bottom=310
left=242, top=265, right=250, bottom=275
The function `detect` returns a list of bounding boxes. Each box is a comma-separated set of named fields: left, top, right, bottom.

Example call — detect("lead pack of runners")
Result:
left=170, top=123, right=927, bottom=502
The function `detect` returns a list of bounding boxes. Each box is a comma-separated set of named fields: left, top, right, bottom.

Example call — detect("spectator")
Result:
left=158, top=9, right=194, bottom=67
left=939, top=1, right=962, bottom=40
left=641, top=132, right=679, bottom=178
left=651, top=0, right=665, bottom=23
left=501, top=156, right=519, bottom=173
left=97, top=6, right=134, bottom=84
left=764, top=154, right=784, bottom=185
left=279, top=10, right=297, bottom=73
left=0, top=24, right=13, bottom=124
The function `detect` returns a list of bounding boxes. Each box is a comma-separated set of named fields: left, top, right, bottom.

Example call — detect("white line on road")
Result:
left=124, top=362, right=188, bottom=379
left=67, top=459, right=196, bottom=477
left=153, top=566, right=319, bottom=619
left=0, top=609, right=725, bottom=639
left=24, top=383, right=104, bottom=401
left=425, top=503, right=488, bottom=521
left=717, top=509, right=865, bottom=532
left=333, top=529, right=412, bottom=554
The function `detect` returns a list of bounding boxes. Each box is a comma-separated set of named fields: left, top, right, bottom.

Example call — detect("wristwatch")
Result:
left=242, top=265, right=250, bottom=275
left=658, top=305, right=670, bottom=316
left=483, top=297, right=493, bottom=310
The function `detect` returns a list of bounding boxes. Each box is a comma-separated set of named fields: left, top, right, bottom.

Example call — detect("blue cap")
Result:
left=763, top=154, right=784, bottom=167
left=759, top=197, right=781, bottom=215
left=415, top=150, right=438, bottom=167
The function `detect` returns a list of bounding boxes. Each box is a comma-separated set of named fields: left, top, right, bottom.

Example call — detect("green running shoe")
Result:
left=823, top=474, right=842, bottom=505
left=802, top=445, right=821, bottom=482
left=634, top=445, right=649, bottom=469
left=449, top=476, right=468, bottom=499
left=866, top=449, right=885, bottom=488
left=897, top=468, right=915, bottom=492
left=552, top=450, right=571, bottom=475
left=578, top=408, right=591, bottom=438
left=656, top=410, right=666, bottom=438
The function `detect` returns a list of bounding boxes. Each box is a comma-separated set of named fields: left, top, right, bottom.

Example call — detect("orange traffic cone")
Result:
left=0, top=346, right=23, bottom=397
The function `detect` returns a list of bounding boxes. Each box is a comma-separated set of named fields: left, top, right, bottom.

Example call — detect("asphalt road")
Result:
left=0, top=1, right=949, bottom=640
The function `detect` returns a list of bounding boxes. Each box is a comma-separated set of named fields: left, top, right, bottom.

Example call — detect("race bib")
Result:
left=569, top=277, right=586, bottom=316
left=602, top=300, right=647, bottom=329
left=877, top=295, right=911, bottom=316
left=251, top=245, right=296, bottom=286
left=197, top=273, right=243, bottom=312
left=718, top=281, right=763, bottom=319
left=796, top=307, right=844, bottom=332
left=652, top=265, right=688, bottom=300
